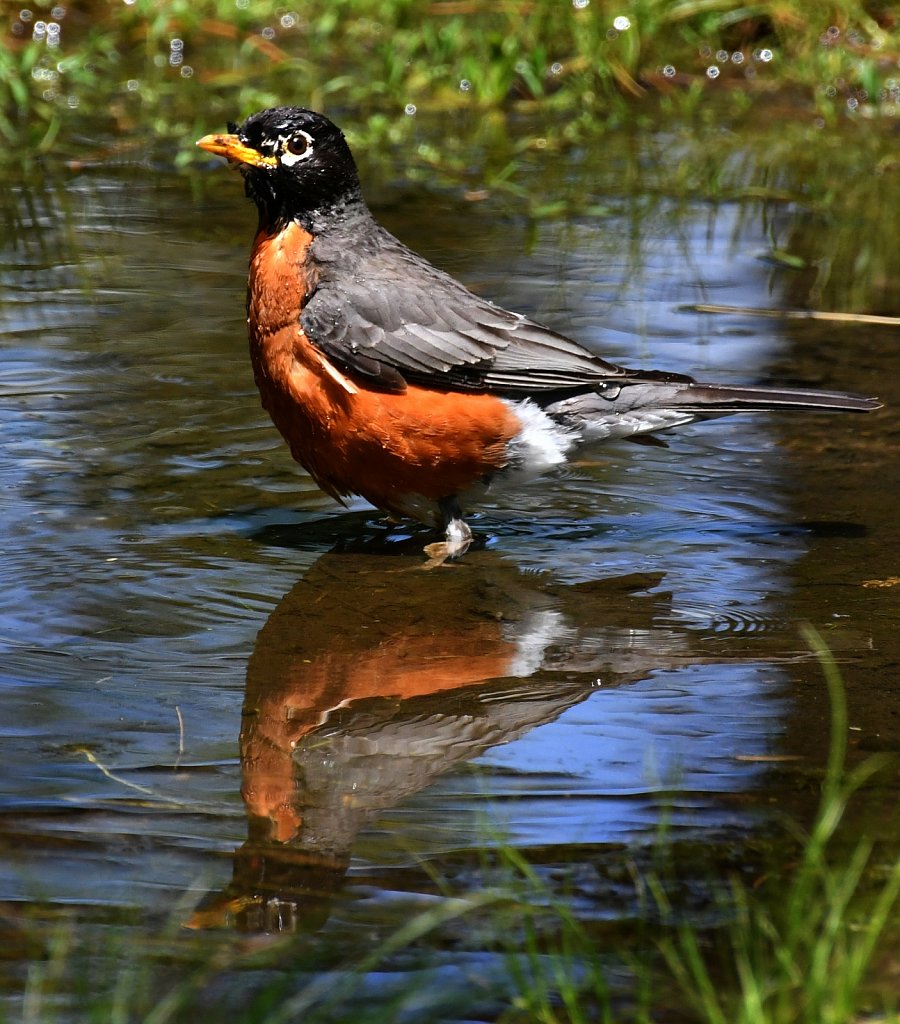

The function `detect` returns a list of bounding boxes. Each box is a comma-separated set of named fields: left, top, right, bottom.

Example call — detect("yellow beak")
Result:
left=195, top=133, right=277, bottom=168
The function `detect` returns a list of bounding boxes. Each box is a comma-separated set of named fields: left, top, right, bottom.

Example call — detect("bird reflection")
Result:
left=190, top=550, right=694, bottom=933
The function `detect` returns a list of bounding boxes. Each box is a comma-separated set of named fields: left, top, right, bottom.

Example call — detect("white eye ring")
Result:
left=279, top=131, right=314, bottom=167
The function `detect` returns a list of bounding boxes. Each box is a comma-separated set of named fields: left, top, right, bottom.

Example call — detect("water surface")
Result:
left=1, top=119, right=897, bottom=1016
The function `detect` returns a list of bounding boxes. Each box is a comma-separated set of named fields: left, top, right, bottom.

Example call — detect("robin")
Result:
left=196, top=106, right=880, bottom=559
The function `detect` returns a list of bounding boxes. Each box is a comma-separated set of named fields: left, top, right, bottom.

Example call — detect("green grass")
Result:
left=651, top=628, right=900, bottom=1024
left=478, top=629, right=900, bottom=1023
left=0, top=0, right=897, bottom=164
left=4, top=0, right=897, bottom=318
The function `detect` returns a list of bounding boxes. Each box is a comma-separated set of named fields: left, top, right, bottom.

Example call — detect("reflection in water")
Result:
left=191, top=551, right=711, bottom=932
left=0, top=157, right=895, bottom=1019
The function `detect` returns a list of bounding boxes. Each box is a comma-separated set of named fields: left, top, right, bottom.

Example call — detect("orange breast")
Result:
left=246, top=222, right=520, bottom=524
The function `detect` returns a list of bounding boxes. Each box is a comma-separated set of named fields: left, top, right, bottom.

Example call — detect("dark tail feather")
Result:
left=543, top=377, right=880, bottom=445
left=674, top=382, right=880, bottom=413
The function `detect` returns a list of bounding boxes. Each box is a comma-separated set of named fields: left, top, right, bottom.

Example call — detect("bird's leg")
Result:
left=421, top=497, right=472, bottom=568
left=444, top=516, right=473, bottom=552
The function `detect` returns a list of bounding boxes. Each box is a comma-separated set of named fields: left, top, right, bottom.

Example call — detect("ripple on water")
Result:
left=0, top=163, right=889, bottom=963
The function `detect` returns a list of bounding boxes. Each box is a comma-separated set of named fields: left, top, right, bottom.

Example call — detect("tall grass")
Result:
left=652, top=627, right=900, bottom=1024
left=492, top=627, right=900, bottom=1023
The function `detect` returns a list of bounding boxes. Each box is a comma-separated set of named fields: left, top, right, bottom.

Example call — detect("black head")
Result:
left=197, top=106, right=363, bottom=229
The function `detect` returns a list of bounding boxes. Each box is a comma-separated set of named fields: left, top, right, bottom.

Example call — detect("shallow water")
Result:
left=1, top=121, right=898, bottom=1016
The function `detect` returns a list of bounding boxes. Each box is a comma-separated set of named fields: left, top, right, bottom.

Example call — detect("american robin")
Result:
left=196, top=106, right=880, bottom=558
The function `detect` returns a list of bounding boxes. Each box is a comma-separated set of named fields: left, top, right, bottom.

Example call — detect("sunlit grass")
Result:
left=651, top=627, right=900, bottom=1024
left=0, top=0, right=896, bottom=161
left=2, top=0, right=896, bottom=318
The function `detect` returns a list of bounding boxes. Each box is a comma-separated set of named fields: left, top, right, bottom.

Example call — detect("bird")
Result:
left=196, top=106, right=880, bottom=560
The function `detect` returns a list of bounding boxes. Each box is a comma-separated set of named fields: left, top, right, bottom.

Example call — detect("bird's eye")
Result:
left=278, top=131, right=314, bottom=165
left=286, top=135, right=309, bottom=157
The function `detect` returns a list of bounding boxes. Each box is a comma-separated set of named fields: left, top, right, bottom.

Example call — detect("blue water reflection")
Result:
left=0, top=165, right=859, bottom=934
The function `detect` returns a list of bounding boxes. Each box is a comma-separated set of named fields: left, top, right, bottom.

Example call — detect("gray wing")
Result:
left=298, top=221, right=879, bottom=416
left=301, top=225, right=626, bottom=394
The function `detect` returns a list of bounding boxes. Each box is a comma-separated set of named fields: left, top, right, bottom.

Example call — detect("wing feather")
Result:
left=301, top=221, right=624, bottom=394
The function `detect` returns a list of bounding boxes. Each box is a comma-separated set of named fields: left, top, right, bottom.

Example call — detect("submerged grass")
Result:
left=6, top=635, right=898, bottom=1023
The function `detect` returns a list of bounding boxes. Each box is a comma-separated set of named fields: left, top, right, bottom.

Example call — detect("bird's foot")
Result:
left=421, top=517, right=472, bottom=569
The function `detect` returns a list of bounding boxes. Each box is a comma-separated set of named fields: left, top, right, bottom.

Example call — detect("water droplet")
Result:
left=19, top=9, right=33, bottom=21
left=32, top=20, right=46, bottom=39
left=662, top=64, right=676, bottom=78
left=706, top=65, right=720, bottom=79
left=404, top=103, right=417, bottom=116
left=280, top=12, right=296, bottom=28
left=180, top=65, right=193, bottom=78
left=122, top=0, right=136, bottom=6
left=169, top=37, right=183, bottom=51
left=550, top=62, right=563, bottom=75
left=572, top=0, right=589, bottom=9
left=126, top=79, right=140, bottom=91
left=260, top=26, right=275, bottom=40
left=715, top=49, right=728, bottom=62
left=846, top=96, right=859, bottom=111
left=826, top=25, right=840, bottom=39
left=730, top=50, right=744, bottom=64
left=51, top=5, right=66, bottom=18
left=235, top=0, right=249, bottom=8
left=699, top=46, right=712, bottom=58
left=458, top=78, right=471, bottom=92
left=66, top=94, right=78, bottom=108
left=613, top=15, right=630, bottom=31
left=756, top=48, right=773, bottom=63
left=824, top=84, right=836, bottom=98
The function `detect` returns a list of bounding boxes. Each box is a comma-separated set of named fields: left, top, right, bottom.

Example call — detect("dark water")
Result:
left=1, top=122, right=898, bottom=1017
